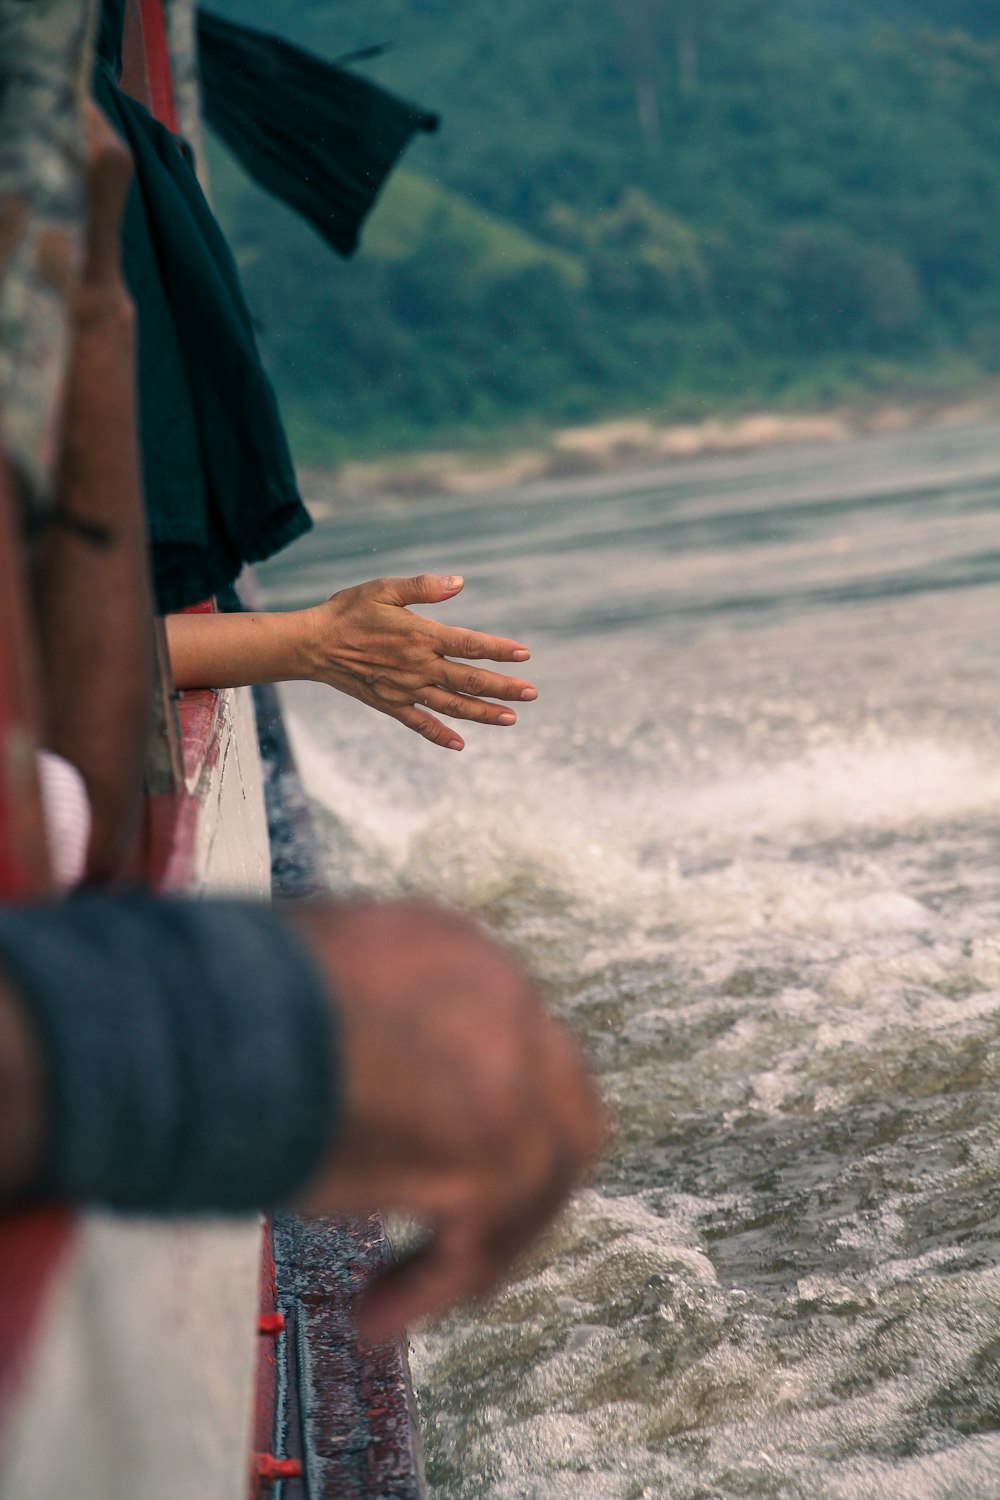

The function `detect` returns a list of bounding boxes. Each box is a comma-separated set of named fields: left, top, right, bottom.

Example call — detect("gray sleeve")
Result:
left=0, top=891, right=338, bottom=1214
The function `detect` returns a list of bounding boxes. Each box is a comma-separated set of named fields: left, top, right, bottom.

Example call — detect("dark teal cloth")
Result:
left=0, top=892, right=337, bottom=1212
left=197, top=8, right=438, bottom=259
left=94, top=9, right=311, bottom=613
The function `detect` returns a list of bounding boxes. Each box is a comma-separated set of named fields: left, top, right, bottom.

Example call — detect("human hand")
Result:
left=301, top=574, right=538, bottom=751
left=288, top=899, right=605, bottom=1340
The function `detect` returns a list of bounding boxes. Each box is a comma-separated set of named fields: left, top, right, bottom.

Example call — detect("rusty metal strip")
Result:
left=272, top=1215, right=427, bottom=1500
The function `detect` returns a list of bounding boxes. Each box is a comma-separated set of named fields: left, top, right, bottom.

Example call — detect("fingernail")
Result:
left=511, top=649, right=530, bottom=662
left=444, top=575, right=463, bottom=590
left=519, top=687, right=537, bottom=701
left=498, top=711, right=517, bottom=725
left=447, top=737, right=464, bottom=751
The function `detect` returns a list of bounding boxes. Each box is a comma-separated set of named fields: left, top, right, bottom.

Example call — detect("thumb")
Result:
left=380, top=573, right=464, bottom=607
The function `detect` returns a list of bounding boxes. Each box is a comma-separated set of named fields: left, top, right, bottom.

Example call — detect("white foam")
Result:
left=660, top=739, right=1000, bottom=843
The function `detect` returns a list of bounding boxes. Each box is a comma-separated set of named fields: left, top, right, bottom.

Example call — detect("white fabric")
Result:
left=37, top=752, right=90, bottom=891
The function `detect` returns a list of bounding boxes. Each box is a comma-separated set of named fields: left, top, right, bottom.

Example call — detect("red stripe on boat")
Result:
left=138, top=0, right=178, bottom=132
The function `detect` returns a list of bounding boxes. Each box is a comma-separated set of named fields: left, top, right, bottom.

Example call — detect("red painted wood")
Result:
left=250, top=1221, right=281, bottom=1496
left=0, top=445, right=75, bottom=1426
left=126, top=684, right=226, bottom=889
left=125, top=602, right=222, bottom=888
left=0, top=1208, right=75, bottom=1411
left=137, top=0, right=178, bottom=131
left=272, top=1215, right=427, bottom=1497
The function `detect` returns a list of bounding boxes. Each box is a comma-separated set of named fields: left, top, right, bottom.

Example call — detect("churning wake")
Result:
left=264, top=420, right=1000, bottom=1498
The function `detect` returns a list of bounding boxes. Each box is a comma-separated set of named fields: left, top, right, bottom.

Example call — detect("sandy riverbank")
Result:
left=300, top=390, right=1000, bottom=513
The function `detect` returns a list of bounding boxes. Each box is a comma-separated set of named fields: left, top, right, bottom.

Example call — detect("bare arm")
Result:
left=166, top=607, right=316, bottom=691
left=0, top=896, right=604, bottom=1337
left=32, top=108, right=153, bottom=881
left=166, top=573, right=538, bottom=752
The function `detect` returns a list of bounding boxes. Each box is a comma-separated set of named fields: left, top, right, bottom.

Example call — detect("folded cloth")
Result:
left=197, top=8, right=439, bottom=258
left=36, top=752, right=90, bottom=892
left=94, top=1, right=311, bottom=614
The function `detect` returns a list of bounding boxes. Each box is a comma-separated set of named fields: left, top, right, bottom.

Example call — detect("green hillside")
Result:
left=356, top=171, right=583, bottom=285
left=206, top=0, right=1000, bottom=459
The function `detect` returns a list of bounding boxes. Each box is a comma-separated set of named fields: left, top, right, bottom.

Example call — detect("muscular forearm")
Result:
left=166, top=608, right=318, bottom=690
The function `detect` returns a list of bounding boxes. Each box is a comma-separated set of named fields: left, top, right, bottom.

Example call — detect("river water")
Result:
left=260, top=421, right=1000, bottom=1499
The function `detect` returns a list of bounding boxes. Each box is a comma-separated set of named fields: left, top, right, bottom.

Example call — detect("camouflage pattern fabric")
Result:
left=0, top=0, right=95, bottom=511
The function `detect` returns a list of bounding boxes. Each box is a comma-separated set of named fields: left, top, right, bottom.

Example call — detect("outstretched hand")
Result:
left=302, top=574, right=538, bottom=751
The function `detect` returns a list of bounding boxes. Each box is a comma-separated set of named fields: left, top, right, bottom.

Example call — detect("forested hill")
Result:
left=207, top=0, right=1000, bottom=459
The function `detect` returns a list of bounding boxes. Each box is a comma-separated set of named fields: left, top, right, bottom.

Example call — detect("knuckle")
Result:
left=463, top=668, right=488, bottom=696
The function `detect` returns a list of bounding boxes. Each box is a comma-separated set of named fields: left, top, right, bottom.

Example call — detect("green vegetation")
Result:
left=207, top=0, right=1000, bottom=460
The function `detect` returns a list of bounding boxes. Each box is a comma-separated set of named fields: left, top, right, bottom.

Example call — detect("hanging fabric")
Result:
left=197, top=8, right=439, bottom=258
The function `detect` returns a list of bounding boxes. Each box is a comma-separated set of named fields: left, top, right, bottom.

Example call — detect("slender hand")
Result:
left=167, top=574, right=539, bottom=752
left=289, top=899, right=605, bottom=1340
left=302, top=574, right=537, bottom=751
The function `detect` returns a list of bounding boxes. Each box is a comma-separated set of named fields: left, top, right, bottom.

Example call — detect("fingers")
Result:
left=357, top=1207, right=546, bottom=1345
left=391, top=672, right=539, bottom=737
left=360, top=576, right=533, bottom=664
left=357, top=1235, right=480, bottom=1345
left=289, top=896, right=607, bottom=1340
left=358, top=1029, right=605, bottom=1343
left=358, top=1126, right=597, bottom=1343
left=439, top=627, right=532, bottom=664
left=395, top=704, right=465, bottom=752
left=376, top=574, right=466, bottom=607
left=437, top=661, right=538, bottom=704
left=418, top=687, right=520, bottom=727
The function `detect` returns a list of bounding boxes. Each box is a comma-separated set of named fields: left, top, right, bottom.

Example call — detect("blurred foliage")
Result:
left=206, top=0, right=1000, bottom=458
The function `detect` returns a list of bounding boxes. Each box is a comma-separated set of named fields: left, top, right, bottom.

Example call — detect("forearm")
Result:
left=34, top=114, right=154, bottom=881
left=166, top=609, right=318, bottom=690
